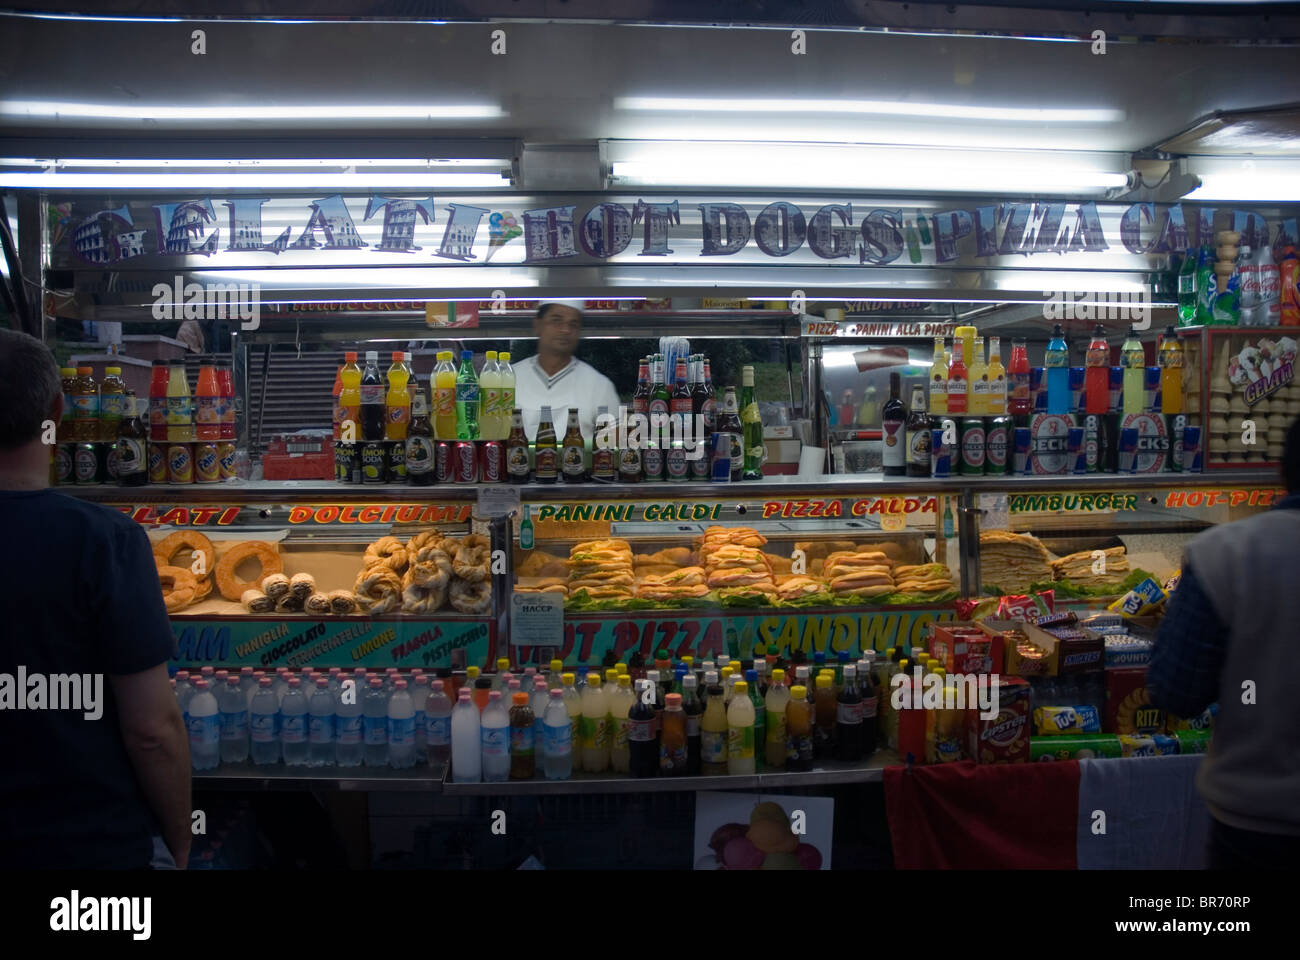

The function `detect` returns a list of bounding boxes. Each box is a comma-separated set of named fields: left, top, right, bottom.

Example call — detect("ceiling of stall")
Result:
left=2, top=17, right=1299, bottom=158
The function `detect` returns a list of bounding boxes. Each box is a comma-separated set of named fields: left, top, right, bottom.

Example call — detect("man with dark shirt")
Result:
left=0, top=328, right=190, bottom=869
left=1149, top=414, right=1300, bottom=869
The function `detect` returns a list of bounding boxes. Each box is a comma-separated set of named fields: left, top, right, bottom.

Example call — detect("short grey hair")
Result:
left=0, top=328, right=61, bottom=449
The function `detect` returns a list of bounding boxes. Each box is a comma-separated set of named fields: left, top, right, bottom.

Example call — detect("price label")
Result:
left=476, top=484, right=521, bottom=519
left=980, top=493, right=1010, bottom=531
left=511, top=592, right=563, bottom=648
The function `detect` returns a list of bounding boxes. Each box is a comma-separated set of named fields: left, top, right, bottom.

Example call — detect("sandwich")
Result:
left=776, top=575, right=826, bottom=600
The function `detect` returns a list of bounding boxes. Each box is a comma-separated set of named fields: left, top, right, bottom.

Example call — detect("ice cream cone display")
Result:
left=484, top=211, right=522, bottom=261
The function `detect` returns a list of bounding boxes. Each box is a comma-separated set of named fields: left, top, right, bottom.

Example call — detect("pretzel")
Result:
left=214, top=541, right=283, bottom=601
left=451, top=534, right=492, bottom=583
left=408, top=544, right=453, bottom=590
left=363, top=536, right=408, bottom=575
left=354, top=566, right=403, bottom=615
left=449, top=577, right=492, bottom=613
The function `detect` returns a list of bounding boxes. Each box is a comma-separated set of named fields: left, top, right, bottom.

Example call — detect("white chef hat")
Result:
left=537, top=298, right=586, bottom=313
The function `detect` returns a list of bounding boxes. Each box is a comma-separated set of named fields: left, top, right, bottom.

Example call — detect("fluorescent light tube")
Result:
left=616, top=96, right=1122, bottom=124
left=0, top=100, right=503, bottom=121
left=0, top=171, right=511, bottom=189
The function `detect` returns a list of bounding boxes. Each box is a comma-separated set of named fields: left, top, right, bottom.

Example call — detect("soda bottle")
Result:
left=498, top=351, right=517, bottom=436
left=331, top=362, right=344, bottom=440
left=905, top=220, right=922, bottom=264
left=454, top=350, right=481, bottom=440
left=218, top=675, right=249, bottom=765
left=1007, top=338, right=1030, bottom=417
left=1085, top=324, right=1109, bottom=415
left=481, top=690, right=510, bottom=782
left=835, top=664, right=863, bottom=762
left=99, top=366, right=126, bottom=442
left=147, top=360, right=168, bottom=443
left=450, top=689, right=482, bottom=782
left=1159, top=326, right=1184, bottom=415
left=969, top=337, right=988, bottom=416
left=70, top=366, right=99, bottom=442
left=477, top=350, right=500, bottom=440
left=560, top=672, right=582, bottom=743
left=279, top=677, right=309, bottom=767
left=1177, top=246, right=1199, bottom=326
left=1120, top=326, right=1145, bottom=416
left=812, top=674, right=836, bottom=760
left=542, top=688, right=573, bottom=780
left=336, top=351, right=361, bottom=441
left=701, top=683, right=728, bottom=775
left=195, top=364, right=220, bottom=441
left=785, top=685, right=813, bottom=771
left=1045, top=324, right=1070, bottom=415
left=579, top=674, right=609, bottom=772
left=431, top=351, right=457, bottom=440
left=660, top=693, right=688, bottom=775
left=628, top=679, right=657, bottom=778
left=682, top=674, right=703, bottom=775
left=745, top=669, right=765, bottom=769
left=1194, top=245, right=1216, bottom=325
left=187, top=679, right=220, bottom=771
left=727, top=680, right=756, bottom=775
left=307, top=677, right=335, bottom=767
left=857, top=659, right=879, bottom=758
left=359, top=351, right=385, bottom=442
left=384, top=351, right=410, bottom=441
left=217, top=363, right=235, bottom=442
left=508, top=691, right=535, bottom=779
left=608, top=674, right=634, bottom=773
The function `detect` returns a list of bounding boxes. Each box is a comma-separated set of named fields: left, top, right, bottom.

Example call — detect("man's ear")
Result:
left=52, top=391, right=65, bottom=425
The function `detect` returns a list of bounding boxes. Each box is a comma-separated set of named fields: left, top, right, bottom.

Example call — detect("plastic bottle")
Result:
left=455, top=350, right=481, bottom=440
left=334, top=676, right=363, bottom=767
left=1177, top=246, right=1199, bottom=326
left=858, top=659, right=879, bottom=758
left=744, top=669, right=765, bottom=770
left=384, top=351, right=411, bottom=441
left=660, top=692, right=688, bottom=775
left=479, top=350, right=502, bottom=440
left=362, top=677, right=389, bottom=767
left=481, top=690, right=510, bottom=782
left=608, top=674, right=633, bottom=774
left=188, top=678, right=220, bottom=771
left=764, top=668, right=790, bottom=769
left=1120, top=326, right=1145, bottom=416
left=195, top=364, right=221, bottom=441
left=99, top=365, right=126, bottom=442
left=449, top=689, right=482, bottom=782
left=560, top=672, right=582, bottom=748
left=280, top=677, right=309, bottom=767
left=384, top=679, right=415, bottom=769
left=218, top=675, right=249, bottom=765
left=174, top=670, right=194, bottom=722
left=69, top=366, right=99, bottom=442
left=249, top=678, right=281, bottom=766
left=580, top=673, right=610, bottom=772
left=834, top=664, right=863, bottom=762
left=627, top=679, right=657, bottom=778
left=148, top=360, right=169, bottom=443
left=272, top=668, right=289, bottom=706
left=727, top=680, right=756, bottom=775
left=432, top=351, right=457, bottom=440
left=165, top=361, right=193, bottom=443
left=682, top=674, right=703, bottom=775
left=304, top=677, right=334, bottom=768
left=359, top=350, right=385, bottom=442
left=785, top=686, right=812, bottom=771
left=1159, top=326, right=1184, bottom=415
left=1045, top=324, right=1069, bottom=415
left=1084, top=324, right=1109, bottom=415
left=542, top=688, right=573, bottom=780
left=334, top=350, right=361, bottom=442
left=217, top=363, right=235, bottom=442
left=472, top=676, right=492, bottom=712
left=498, top=351, right=516, bottom=438
left=530, top=680, right=549, bottom=762
left=508, top=691, right=535, bottom=779
left=1194, top=245, right=1216, bottom=325
left=404, top=675, right=427, bottom=763
left=425, top=679, right=453, bottom=766
left=1256, top=243, right=1282, bottom=325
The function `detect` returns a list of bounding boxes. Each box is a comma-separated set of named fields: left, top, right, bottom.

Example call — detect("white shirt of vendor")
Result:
left=514, top=355, right=621, bottom=439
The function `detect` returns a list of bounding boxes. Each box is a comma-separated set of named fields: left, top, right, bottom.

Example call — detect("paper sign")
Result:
left=477, top=484, right=521, bottom=518
left=980, top=493, right=1010, bottom=531
left=511, top=592, right=563, bottom=648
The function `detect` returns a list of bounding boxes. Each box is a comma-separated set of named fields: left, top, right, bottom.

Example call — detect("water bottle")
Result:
left=280, top=677, right=309, bottom=767
left=521, top=668, right=536, bottom=695
left=426, top=679, right=453, bottom=766
left=174, top=670, right=194, bottom=723
left=385, top=668, right=400, bottom=694
left=481, top=690, right=510, bottom=782
left=187, top=679, right=220, bottom=771
left=308, top=677, right=335, bottom=767
left=334, top=676, right=364, bottom=767
left=249, top=677, right=280, bottom=765
left=542, top=688, right=573, bottom=780
left=246, top=670, right=266, bottom=710
left=327, top=667, right=342, bottom=694
left=387, top=679, right=416, bottom=769
left=218, top=675, right=249, bottom=764
left=272, top=668, right=289, bottom=706
left=450, top=689, right=481, bottom=782
left=238, top=666, right=255, bottom=702
left=530, top=681, right=549, bottom=761
left=411, top=675, right=430, bottom=764
left=363, top=678, right=389, bottom=767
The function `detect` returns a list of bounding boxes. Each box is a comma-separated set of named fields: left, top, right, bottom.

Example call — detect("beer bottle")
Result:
left=882, top=372, right=906, bottom=476
left=619, top=405, right=643, bottom=483
left=632, top=357, right=651, bottom=418
left=649, top=353, right=671, bottom=451
left=505, top=409, right=532, bottom=483
left=406, top=391, right=435, bottom=486
left=534, top=405, right=558, bottom=483
left=695, top=356, right=715, bottom=431
left=592, top=405, right=616, bottom=482
left=670, top=356, right=692, bottom=459
left=561, top=407, right=587, bottom=483
left=740, top=366, right=764, bottom=480
left=117, top=392, right=148, bottom=487
left=905, top=383, right=931, bottom=477
left=689, top=357, right=711, bottom=480
left=717, top=386, right=744, bottom=482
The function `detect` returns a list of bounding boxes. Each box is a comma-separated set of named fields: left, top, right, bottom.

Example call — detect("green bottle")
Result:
left=905, top=220, right=922, bottom=263
left=454, top=350, right=480, bottom=440
left=916, top=211, right=932, bottom=246
left=1176, top=248, right=1198, bottom=326
left=740, top=365, right=764, bottom=480
left=519, top=503, right=534, bottom=551
left=1194, top=245, right=1216, bottom=326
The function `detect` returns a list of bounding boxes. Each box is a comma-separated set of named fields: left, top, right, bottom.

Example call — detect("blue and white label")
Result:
left=219, top=709, right=248, bottom=739
left=388, top=716, right=415, bottom=746
left=363, top=716, right=386, bottom=746
left=427, top=715, right=451, bottom=747
left=543, top=721, right=572, bottom=757
left=309, top=714, right=335, bottom=744
left=337, top=714, right=362, bottom=745
left=280, top=714, right=306, bottom=744
left=250, top=712, right=277, bottom=743
left=413, top=710, right=426, bottom=736
left=481, top=725, right=508, bottom=757
left=187, top=714, right=219, bottom=748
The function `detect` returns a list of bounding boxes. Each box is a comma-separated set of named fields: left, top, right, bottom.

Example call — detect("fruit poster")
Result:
left=694, top=792, right=832, bottom=870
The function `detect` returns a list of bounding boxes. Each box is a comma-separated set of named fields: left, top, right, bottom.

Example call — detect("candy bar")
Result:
left=1032, top=611, right=1077, bottom=628
left=1104, top=635, right=1153, bottom=668
left=1033, top=704, right=1102, bottom=736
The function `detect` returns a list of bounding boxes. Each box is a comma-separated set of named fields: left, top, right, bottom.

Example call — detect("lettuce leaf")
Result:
left=1030, top=568, right=1153, bottom=600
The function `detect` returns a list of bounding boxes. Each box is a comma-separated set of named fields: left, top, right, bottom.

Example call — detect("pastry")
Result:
left=289, top=572, right=316, bottom=601
left=363, top=536, right=409, bottom=574
left=304, top=592, right=332, bottom=616
left=153, top=530, right=215, bottom=577
left=327, top=590, right=359, bottom=615
left=450, top=534, right=492, bottom=583
left=449, top=577, right=492, bottom=613
left=158, top=565, right=198, bottom=612
left=354, top=566, right=402, bottom=614
left=261, top=572, right=291, bottom=601
left=240, top=589, right=275, bottom=614
left=275, top=593, right=304, bottom=614
left=214, top=541, right=283, bottom=601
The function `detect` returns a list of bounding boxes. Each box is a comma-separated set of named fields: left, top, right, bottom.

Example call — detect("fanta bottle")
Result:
left=148, top=360, right=169, bottom=443
left=195, top=364, right=221, bottom=441
left=432, top=351, right=457, bottom=440
left=166, top=361, right=194, bottom=443
left=385, top=351, right=410, bottom=441
left=217, top=363, right=235, bottom=441
left=331, top=363, right=343, bottom=441
left=338, top=352, right=361, bottom=441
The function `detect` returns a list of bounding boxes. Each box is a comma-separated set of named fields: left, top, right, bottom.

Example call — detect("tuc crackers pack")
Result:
left=1107, top=577, right=1166, bottom=618
left=967, top=676, right=1030, bottom=763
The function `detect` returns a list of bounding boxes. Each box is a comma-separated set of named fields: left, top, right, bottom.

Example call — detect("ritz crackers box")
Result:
left=1105, top=666, right=1166, bottom=735
left=966, top=676, right=1031, bottom=763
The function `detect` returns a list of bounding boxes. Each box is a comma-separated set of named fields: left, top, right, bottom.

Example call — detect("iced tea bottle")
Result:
left=508, top=692, right=535, bottom=779
left=813, top=675, right=836, bottom=760
left=786, top=685, right=813, bottom=771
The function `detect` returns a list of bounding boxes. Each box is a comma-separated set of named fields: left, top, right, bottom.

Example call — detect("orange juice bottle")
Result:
left=195, top=364, right=221, bottom=441
left=338, top=352, right=361, bottom=440
left=432, top=350, right=458, bottom=440
left=385, top=351, right=410, bottom=440
left=166, top=361, right=194, bottom=442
